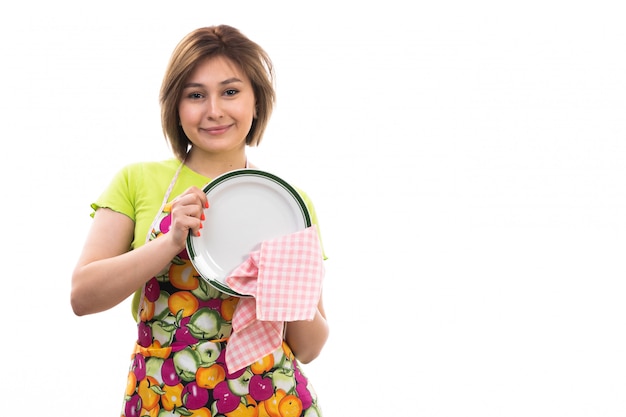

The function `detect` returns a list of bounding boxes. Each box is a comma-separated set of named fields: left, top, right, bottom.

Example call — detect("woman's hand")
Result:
left=284, top=295, right=329, bottom=363
left=163, top=186, right=209, bottom=251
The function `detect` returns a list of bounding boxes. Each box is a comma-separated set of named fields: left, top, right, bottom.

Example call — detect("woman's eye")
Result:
left=224, top=89, right=238, bottom=97
left=187, top=92, right=204, bottom=99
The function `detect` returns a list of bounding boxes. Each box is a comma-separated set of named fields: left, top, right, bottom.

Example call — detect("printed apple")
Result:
left=152, top=291, right=171, bottom=321
left=145, top=357, right=165, bottom=384
left=161, top=357, right=181, bottom=386
left=138, top=322, right=153, bottom=348
left=187, top=308, right=222, bottom=339
left=271, top=368, right=295, bottom=394
left=132, top=353, right=146, bottom=381
left=195, top=340, right=221, bottom=366
left=124, top=393, right=142, bottom=417
left=227, top=368, right=253, bottom=396
left=248, top=374, right=273, bottom=402
left=191, top=279, right=221, bottom=300
left=144, top=277, right=161, bottom=302
left=172, top=347, right=201, bottom=382
left=150, top=317, right=176, bottom=347
left=214, top=380, right=241, bottom=414
left=174, top=316, right=199, bottom=345
left=296, top=381, right=313, bottom=410
left=182, top=381, right=210, bottom=410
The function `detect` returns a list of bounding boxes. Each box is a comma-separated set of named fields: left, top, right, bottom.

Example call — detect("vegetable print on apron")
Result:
left=120, top=162, right=323, bottom=417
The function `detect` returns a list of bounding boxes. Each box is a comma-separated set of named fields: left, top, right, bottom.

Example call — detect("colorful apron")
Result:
left=120, top=162, right=323, bottom=417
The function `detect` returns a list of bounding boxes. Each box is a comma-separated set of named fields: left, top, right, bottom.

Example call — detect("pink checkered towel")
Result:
left=224, top=225, right=324, bottom=372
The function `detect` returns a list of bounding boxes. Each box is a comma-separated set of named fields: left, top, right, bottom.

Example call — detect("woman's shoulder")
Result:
left=121, top=158, right=181, bottom=174
left=110, top=158, right=181, bottom=184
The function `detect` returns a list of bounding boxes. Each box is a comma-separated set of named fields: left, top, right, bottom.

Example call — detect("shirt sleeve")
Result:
left=90, top=164, right=138, bottom=221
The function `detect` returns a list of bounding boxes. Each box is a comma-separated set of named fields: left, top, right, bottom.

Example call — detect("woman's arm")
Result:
left=284, top=295, right=329, bottom=363
left=71, top=187, right=208, bottom=316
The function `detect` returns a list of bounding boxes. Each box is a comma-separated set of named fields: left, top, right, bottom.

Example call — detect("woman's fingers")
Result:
left=170, top=187, right=208, bottom=239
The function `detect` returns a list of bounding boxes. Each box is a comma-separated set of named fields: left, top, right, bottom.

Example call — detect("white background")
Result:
left=2, top=1, right=626, bottom=416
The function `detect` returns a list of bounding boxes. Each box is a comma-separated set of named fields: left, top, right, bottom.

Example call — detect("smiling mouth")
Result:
left=203, top=125, right=231, bottom=135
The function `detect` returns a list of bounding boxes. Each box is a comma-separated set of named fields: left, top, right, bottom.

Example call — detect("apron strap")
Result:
left=145, top=159, right=186, bottom=245
left=136, top=158, right=186, bottom=320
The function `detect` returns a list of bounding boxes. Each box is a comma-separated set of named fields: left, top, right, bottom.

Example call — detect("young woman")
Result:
left=71, top=25, right=328, bottom=417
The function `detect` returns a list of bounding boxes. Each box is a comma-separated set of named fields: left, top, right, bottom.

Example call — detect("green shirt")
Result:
left=92, top=158, right=324, bottom=251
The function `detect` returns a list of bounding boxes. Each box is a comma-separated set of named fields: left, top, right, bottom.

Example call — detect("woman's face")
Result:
left=178, top=55, right=256, bottom=157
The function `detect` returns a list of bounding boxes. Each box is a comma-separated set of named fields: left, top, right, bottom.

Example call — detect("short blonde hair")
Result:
left=160, top=25, right=276, bottom=161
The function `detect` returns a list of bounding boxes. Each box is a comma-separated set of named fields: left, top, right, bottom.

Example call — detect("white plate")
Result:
left=186, top=169, right=311, bottom=297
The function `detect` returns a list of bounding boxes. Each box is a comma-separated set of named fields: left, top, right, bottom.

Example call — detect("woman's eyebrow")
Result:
left=220, top=77, right=243, bottom=85
left=183, top=78, right=243, bottom=89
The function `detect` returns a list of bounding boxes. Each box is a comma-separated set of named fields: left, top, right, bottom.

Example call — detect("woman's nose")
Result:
left=205, top=96, right=223, bottom=119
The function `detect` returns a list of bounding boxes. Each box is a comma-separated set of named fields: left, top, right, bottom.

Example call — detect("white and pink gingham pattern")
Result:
left=224, top=226, right=324, bottom=372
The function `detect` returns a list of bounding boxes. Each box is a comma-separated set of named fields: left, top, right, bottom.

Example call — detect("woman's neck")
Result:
left=184, top=147, right=248, bottom=178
